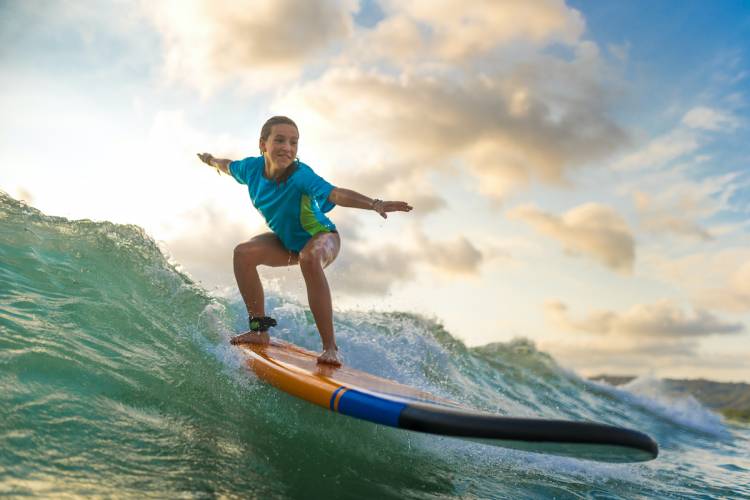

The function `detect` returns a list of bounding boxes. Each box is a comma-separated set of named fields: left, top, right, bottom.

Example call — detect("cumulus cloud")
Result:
left=253, top=211, right=420, bottom=297
left=328, top=213, right=485, bottom=293
left=266, top=0, right=627, bottom=202
left=507, top=202, right=635, bottom=272
left=163, top=202, right=485, bottom=296
left=542, top=334, right=698, bottom=365
left=151, top=0, right=627, bottom=202
left=144, top=0, right=357, bottom=94
left=146, top=0, right=630, bottom=295
left=162, top=203, right=260, bottom=287
left=415, top=230, right=484, bottom=276
left=354, top=13, right=424, bottom=64
left=329, top=228, right=485, bottom=293
left=376, top=0, right=585, bottom=61
left=545, top=299, right=744, bottom=337
left=539, top=338, right=750, bottom=381
left=281, top=63, right=627, bottom=200
left=332, top=161, right=447, bottom=218
left=539, top=335, right=750, bottom=379
left=330, top=244, right=417, bottom=295
left=165, top=206, right=410, bottom=296
left=542, top=299, right=748, bottom=377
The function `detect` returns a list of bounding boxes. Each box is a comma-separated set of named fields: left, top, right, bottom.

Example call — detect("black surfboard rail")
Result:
left=399, top=402, right=659, bottom=462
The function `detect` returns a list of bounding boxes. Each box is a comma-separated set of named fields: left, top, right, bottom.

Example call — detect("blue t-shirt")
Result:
left=229, top=156, right=337, bottom=252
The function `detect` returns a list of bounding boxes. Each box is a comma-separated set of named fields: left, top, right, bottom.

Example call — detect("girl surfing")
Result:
left=198, top=116, right=412, bottom=366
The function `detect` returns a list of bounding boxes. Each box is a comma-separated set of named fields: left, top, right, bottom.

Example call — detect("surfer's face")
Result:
left=260, top=124, right=298, bottom=168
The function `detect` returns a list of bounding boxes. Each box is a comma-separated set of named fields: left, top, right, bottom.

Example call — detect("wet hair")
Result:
left=260, top=115, right=298, bottom=145
left=259, top=115, right=299, bottom=185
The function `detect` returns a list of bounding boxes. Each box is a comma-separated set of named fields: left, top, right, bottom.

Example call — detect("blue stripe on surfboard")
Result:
left=336, top=388, right=408, bottom=427
left=330, top=386, right=346, bottom=411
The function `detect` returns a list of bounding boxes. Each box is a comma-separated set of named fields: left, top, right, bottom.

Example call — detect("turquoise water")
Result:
left=1, top=191, right=749, bottom=499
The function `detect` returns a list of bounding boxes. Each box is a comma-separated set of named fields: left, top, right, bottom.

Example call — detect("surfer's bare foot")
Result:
left=317, top=347, right=341, bottom=367
left=230, top=330, right=270, bottom=345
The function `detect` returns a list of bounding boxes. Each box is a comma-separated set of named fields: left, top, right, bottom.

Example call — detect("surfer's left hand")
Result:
left=373, top=200, right=413, bottom=219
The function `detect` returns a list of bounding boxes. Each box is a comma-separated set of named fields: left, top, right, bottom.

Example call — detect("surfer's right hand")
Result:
left=197, top=152, right=213, bottom=165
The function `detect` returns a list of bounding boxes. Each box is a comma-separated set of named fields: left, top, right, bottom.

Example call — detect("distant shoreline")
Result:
left=590, top=375, right=750, bottom=423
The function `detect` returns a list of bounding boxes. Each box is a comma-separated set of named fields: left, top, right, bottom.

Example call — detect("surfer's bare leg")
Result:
left=231, top=232, right=298, bottom=345
left=299, top=232, right=341, bottom=366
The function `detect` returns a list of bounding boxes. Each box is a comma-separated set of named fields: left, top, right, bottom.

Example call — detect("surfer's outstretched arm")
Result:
left=197, top=153, right=231, bottom=175
left=328, top=188, right=413, bottom=219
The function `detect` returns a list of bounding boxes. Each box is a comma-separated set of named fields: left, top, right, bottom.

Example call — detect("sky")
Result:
left=2, top=0, right=749, bottom=381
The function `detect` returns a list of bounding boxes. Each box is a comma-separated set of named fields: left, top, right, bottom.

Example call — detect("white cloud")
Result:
left=645, top=241, right=750, bottom=314
left=633, top=190, right=712, bottom=241
left=695, top=255, right=750, bottom=313
left=507, top=202, right=635, bottom=272
left=143, top=0, right=357, bottom=95
left=261, top=210, right=420, bottom=297
left=331, top=243, right=417, bottom=295
left=545, top=299, right=744, bottom=338
left=415, top=230, right=484, bottom=276
left=331, top=161, right=447, bottom=218
left=616, top=149, right=743, bottom=245
left=168, top=209, right=420, bottom=297
left=352, top=14, right=424, bottom=64
left=542, top=299, right=748, bottom=379
left=331, top=214, right=486, bottom=291
left=540, top=334, right=750, bottom=380
left=614, top=106, right=740, bottom=172
left=162, top=203, right=261, bottom=287
left=614, top=129, right=700, bottom=171
left=682, top=106, right=740, bottom=131
left=262, top=0, right=627, bottom=202
left=280, top=61, right=627, bottom=200
left=378, top=0, right=585, bottom=61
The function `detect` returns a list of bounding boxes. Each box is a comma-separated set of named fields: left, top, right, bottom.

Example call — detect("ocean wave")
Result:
left=1, top=191, right=748, bottom=498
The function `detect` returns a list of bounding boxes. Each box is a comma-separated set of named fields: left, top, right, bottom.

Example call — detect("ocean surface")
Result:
left=2, top=191, right=749, bottom=499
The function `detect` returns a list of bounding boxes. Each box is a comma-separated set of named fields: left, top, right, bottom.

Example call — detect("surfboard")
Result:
left=238, top=339, right=659, bottom=463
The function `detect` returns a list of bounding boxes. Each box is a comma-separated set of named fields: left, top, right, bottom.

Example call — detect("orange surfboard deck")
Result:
left=238, top=339, right=456, bottom=411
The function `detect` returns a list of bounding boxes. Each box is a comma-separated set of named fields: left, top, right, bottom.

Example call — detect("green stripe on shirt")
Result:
left=300, top=194, right=330, bottom=236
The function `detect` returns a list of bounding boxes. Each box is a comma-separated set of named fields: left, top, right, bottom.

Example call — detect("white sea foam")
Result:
left=595, top=375, right=729, bottom=437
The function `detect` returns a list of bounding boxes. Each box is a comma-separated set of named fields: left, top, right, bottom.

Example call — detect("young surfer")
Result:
left=198, top=116, right=412, bottom=366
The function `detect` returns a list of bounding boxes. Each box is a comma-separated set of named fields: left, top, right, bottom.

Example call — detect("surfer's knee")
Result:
left=298, top=247, right=322, bottom=271
left=234, top=241, right=263, bottom=265
left=299, top=233, right=339, bottom=271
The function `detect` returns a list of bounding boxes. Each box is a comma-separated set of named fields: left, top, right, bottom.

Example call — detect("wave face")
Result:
left=1, top=192, right=748, bottom=499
